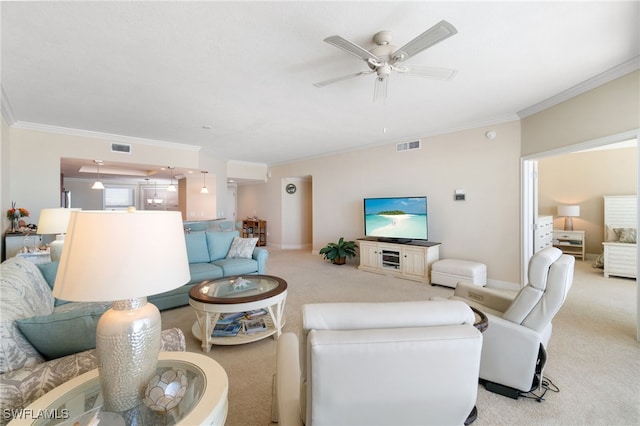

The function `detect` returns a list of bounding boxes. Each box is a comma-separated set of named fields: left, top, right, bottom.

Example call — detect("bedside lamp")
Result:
left=37, top=208, right=81, bottom=261
left=557, top=205, right=580, bottom=231
left=53, top=208, right=189, bottom=412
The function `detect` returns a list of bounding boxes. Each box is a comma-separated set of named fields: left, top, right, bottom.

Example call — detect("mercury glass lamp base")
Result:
left=96, top=297, right=161, bottom=413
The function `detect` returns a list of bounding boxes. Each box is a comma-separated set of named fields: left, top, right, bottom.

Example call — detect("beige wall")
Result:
left=538, top=146, right=637, bottom=255
left=249, top=120, right=523, bottom=284
left=522, top=71, right=640, bottom=156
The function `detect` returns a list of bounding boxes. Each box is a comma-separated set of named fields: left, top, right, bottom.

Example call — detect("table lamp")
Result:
left=53, top=208, right=190, bottom=413
left=36, top=208, right=81, bottom=261
left=557, top=205, right=580, bottom=231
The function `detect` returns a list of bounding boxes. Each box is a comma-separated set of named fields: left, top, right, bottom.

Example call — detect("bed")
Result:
left=602, top=195, right=637, bottom=279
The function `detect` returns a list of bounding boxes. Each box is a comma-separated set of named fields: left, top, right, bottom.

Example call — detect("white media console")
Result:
left=357, top=239, right=441, bottom=284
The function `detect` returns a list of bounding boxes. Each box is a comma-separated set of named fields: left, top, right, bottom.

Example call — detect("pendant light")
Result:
left=200, top=171, right=209, bottom=194
left=167, top=166, right=176, bottom=192
left=145, top=179, right=163, bottom=204
left=91, top=160, right=105, bottom=189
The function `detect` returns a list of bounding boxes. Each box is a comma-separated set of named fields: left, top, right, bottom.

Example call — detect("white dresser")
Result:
left=534, top=216, right=554, bottom=253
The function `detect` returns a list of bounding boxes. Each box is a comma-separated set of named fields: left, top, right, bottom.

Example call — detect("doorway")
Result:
left=521, top=129, right=639, bottom=339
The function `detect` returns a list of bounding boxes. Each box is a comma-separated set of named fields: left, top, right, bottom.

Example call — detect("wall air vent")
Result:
left=111, top=143, right=131, bottom=153
left=396, top=140, right=421, bottom=152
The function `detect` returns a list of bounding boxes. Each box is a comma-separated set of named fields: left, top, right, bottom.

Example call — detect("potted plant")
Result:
left=319, top=237, right=357, bottom=265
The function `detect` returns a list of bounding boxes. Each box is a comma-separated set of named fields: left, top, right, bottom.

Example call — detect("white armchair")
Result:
left=451, top=247, right=574, bottom=398
left=273, top=300, right=483, bottom=426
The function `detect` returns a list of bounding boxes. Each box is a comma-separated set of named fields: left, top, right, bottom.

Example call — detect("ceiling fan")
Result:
left=314, top=20, right=458, bottom=101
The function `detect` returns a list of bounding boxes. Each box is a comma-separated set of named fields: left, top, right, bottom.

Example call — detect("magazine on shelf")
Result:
left=217, top=312, right=246, bottom=324
left=242, top=318, right=268, bottom=334
left=245, top=308, right=268, bottom=320
left=213, top=321, right=242, bottom=337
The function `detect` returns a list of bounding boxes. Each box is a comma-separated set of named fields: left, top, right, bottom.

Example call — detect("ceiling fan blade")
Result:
left=399, top=65, right=457, bottom=80
left=324, top=35, right=380, bottom=63
left=392, top=20, right=457, bottom=62
left=313, top=70, right=373, bottom=88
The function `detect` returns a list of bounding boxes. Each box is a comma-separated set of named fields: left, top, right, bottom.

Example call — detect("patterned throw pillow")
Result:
left=616, top=227, right=637, bottom=244
left=226, top=237, right=258, bottom=259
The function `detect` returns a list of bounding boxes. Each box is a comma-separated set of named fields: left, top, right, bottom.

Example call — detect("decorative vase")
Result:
left=11, top=218, right=18, bottom=232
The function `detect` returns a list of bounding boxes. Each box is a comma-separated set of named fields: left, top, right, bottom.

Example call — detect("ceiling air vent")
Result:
left=111, top=143, right=131, bottom=153
left=396, top=140, right=420, bottom=152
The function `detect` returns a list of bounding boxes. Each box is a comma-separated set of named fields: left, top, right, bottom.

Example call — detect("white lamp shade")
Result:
left=557, top=205, right=580, bottom=217
left=37, top=208, right=81, bottom=235
left=53, top=210, right=190, bottom=302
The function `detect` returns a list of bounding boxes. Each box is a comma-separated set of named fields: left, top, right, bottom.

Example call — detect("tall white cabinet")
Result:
left=358, top=239, right=440, bottom=284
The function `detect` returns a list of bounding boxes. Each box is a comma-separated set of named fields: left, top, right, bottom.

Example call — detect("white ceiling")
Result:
left=2, top=1, right=639, bottom=178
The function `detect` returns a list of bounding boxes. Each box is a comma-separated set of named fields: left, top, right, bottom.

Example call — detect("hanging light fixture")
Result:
left=91, top=160, right=105, bottom=189
left=167, top=166, right=176, bottom=192
left=200, top=171, right=209, bottom=194
left=145, top=179, right=163, bottom=205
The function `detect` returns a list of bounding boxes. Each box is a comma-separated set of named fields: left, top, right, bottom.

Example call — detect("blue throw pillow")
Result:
left=36, top=261, right=69, bottom=306
left=16, top=305, right=108, bottom=360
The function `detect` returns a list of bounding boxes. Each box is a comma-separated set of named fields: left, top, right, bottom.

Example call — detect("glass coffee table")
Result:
left=189, top=275, right=288, bottom=353
left=8, top=352, right=228, bottom=426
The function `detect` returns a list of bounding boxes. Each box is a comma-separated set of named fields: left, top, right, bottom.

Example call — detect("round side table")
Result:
left=8, top=352, right=228, bottom=426
left=189, top=275, right=288, bottom=352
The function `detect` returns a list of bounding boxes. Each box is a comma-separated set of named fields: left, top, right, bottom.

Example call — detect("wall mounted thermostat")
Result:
left=455, top=189, right=466, bottom=201
left=285, top=183, right=297, bottom=194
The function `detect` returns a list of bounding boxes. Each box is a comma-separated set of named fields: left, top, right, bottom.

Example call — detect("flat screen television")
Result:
left=364, top=196, right=428, bottom=242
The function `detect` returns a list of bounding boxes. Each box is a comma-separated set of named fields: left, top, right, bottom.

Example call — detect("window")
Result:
left=104, top=187, right=135, bottom=211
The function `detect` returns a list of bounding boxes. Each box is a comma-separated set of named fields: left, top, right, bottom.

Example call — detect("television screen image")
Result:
left=364, top=196, right=428, bottom=241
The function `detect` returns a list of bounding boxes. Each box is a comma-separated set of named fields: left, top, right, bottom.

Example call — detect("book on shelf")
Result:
left=242, top=318, right=268, bottom=335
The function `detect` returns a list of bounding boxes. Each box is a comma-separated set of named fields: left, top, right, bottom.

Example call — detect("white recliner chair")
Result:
left=273, top=300, right=483, bottom=426
left=451, top=247, right=574, bottom=398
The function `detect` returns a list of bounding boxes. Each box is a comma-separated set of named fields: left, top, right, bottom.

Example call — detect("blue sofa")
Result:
left=148, top=230, right=269, bottom=310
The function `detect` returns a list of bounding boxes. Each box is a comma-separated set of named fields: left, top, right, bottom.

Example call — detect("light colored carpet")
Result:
left=161, top=249, right=640, bottom=426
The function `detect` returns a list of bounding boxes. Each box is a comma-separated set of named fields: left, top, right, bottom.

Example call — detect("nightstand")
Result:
left=552, top=230, right=585, bottom=260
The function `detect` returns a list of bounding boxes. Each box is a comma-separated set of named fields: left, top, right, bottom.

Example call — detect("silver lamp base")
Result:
left=96, top=297, right=161, bottom=412
left=564, top=216, right=574, bottom=231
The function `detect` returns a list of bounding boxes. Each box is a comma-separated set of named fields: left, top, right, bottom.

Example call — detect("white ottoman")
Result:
left=431, top=259, right=486, bottom=288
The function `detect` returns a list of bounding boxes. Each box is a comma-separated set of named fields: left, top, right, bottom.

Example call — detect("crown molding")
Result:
left=10, top=121, right=201, bottom=152
left=1, top=85, right=17, bottom=126
left=517, top=56, right=640, bottom=119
